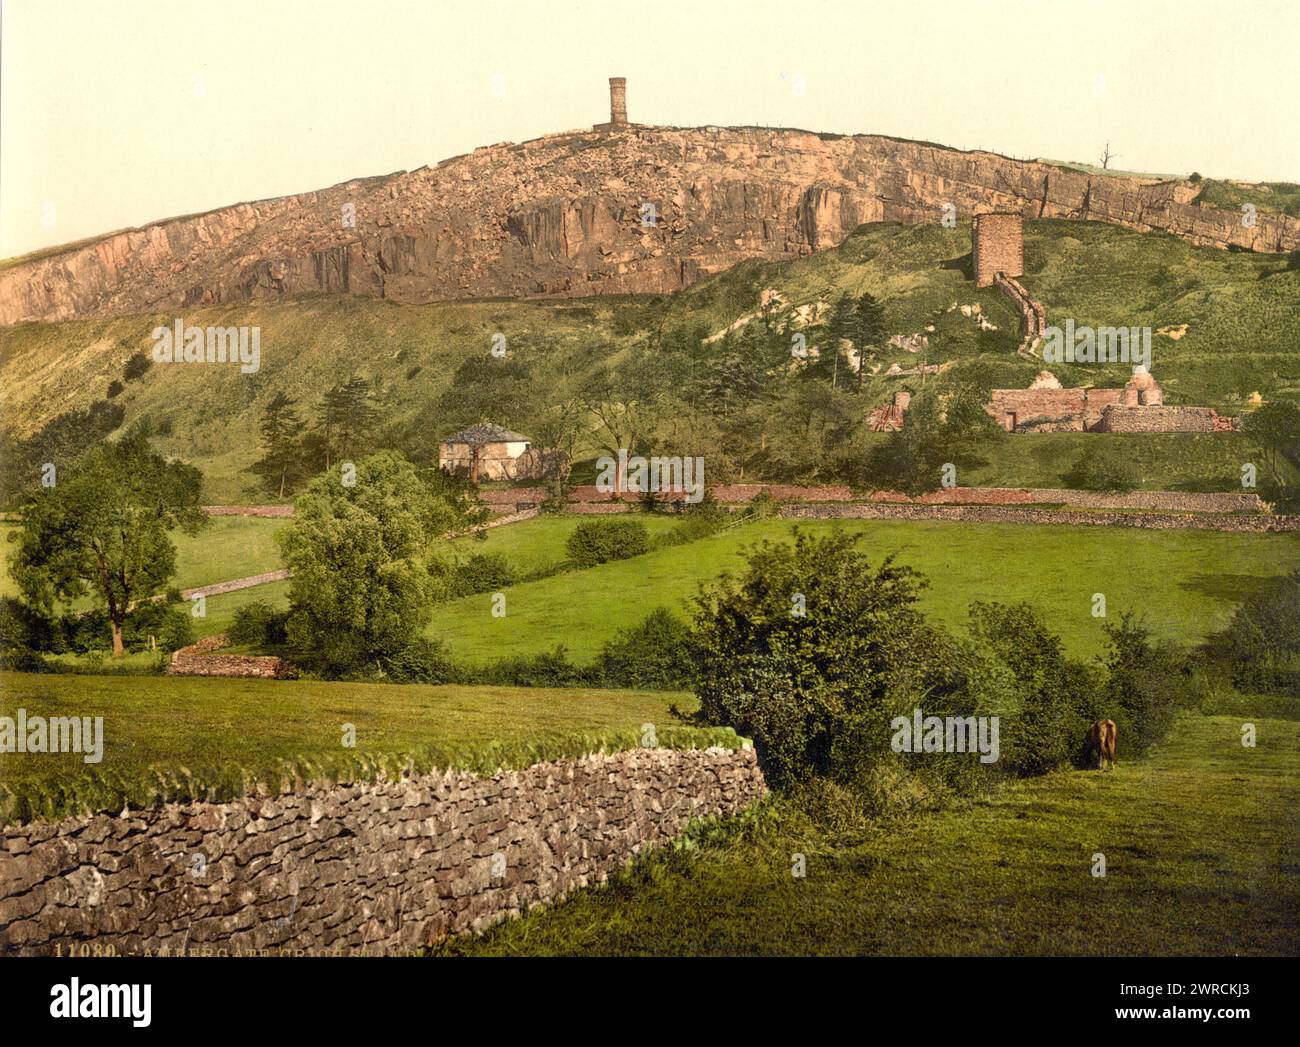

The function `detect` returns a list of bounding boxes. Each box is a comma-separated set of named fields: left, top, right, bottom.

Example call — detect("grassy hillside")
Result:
left=446, top=707, right=1300, bottom=956
left=2, top=220, right=1297, bottom=502
left=0, top=671, right=728, bottom=825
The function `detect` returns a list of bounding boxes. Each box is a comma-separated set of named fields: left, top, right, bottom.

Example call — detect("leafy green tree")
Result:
left=692, top=530, right=944, bottom=788
left=1241, top=400, right=1300, bottom=511
left=277, top=451, right=472, bottom=675
left=864, top=384, right=1003, bottom=494
left=8, top=428, right=205, bottom=657
left=252, top=392, right=309, bottom=498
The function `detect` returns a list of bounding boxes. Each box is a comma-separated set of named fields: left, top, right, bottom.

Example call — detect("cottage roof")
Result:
left=440, top=422, right=531, bottom=445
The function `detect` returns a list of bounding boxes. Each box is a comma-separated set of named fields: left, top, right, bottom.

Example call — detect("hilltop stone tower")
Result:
left=609, top=77, right=628, bottom=125
left=594, top=77, right=635, bottom=130
left=972, top=212, right=1024, bottom=287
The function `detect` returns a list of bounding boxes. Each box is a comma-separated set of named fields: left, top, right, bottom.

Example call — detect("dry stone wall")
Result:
left=0, top=745, right=765, bottom=956
left=781, top=503, right=1300, bottom=532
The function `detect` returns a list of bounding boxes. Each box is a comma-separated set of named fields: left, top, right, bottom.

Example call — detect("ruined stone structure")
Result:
left=0, top=745, right=766, bottom=955
left=5, top=85, right=1297, bottom=327
left=973, top=213, right=1025, bottom=287
left=168, top=633, right=292, bottom=679
left=983, top=369, right=1232, bottom=433
left=993, top=273, right=1046, bottom=354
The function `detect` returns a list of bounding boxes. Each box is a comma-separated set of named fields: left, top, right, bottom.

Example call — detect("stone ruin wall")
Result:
left=973, top=213, right=1025, bottom=287
left=0, top=745, right=767, bottom=956
left=1096, top=404, right=1222, bottom=433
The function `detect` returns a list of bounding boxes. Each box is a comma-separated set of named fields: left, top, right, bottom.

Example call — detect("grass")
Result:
left=3, top=221, right=1297, bottom=502
left=0, top=518, right=286, bottom=601
left=445, top=706, right=1300, bottom=955
left=426, top=516, right=1300, bottom=664
left=0, top=671, right=729, bottom=826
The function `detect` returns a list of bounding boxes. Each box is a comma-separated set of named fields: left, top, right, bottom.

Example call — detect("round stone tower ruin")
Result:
left=594, top=77, right=636, bottom=131
left=972, top=212, right=1024, bottom=287
left=609, top=77, right=628, bottom=126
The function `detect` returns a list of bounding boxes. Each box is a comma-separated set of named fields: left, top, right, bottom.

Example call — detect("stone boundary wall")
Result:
left=780, top=502, right=1300, bottom=532
left=203, top=505, right=293, bottom=517
left=179, top=569, right=291, bottom=601
left=167, top=633, right=291, bottom=679
left=475, top=485, right=1267, bottom=515
left=0, top=746, right=766, bottom=956
left=1097, top=404, right=1225, bottom=433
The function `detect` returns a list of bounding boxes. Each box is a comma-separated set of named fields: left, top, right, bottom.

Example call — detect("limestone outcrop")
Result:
left=3, top=127, right=1297, bottom=326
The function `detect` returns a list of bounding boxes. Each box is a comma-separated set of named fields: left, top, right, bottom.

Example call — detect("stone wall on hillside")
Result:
left=780, top=503, right=1300, bottom=532
left=0, top=745, right=766, bottom=956
left=1096, top=404, right=1223, bottom=433
left=167, top=634, right=291, bottom=679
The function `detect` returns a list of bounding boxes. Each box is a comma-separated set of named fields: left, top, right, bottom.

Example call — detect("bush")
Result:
left=448, top=553, right=515, bottom=597
left=474, top=646, right=593, bottom=687
left=1063, top=446, right=1140, bottom=492
left=693, top=530, right=947, bottom=789
left=565, top=519, right=651, bottom=568
left=1099, top=614, right=1187, bottom=755
left=228, top=601, right=290, bottom=647
left=965, top=601, right=1099, bottom=775
left=598, top=608, right=697, bottom=690
left=380, top=637, right=455, bottom=684
left=123, top=351, right=153, bottom=382
left=1203, top=570, right=1300, bottom=694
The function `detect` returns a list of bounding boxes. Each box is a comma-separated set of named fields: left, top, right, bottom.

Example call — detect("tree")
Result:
left=276, top=451, right=474, bottom=675
left=692, top=530, right=945, bottom=787
left=864, top=384, right=1004, bottom=494
left=312, top=375, right=380, bottom=470
left=1241, top=400, right=1300, bottom=511
left=9, top=428, right=205, bottom=657
left=252, top=392, right=308, bottom=498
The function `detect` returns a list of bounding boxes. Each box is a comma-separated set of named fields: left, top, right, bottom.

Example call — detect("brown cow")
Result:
left=1086, top=720, right=1118, bottom=770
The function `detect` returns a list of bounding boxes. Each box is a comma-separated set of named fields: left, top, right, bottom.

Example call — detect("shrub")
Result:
left=475, top=646, right=592, bottom=687
left=1063, top=446, right=1140, bottom=492
left=965, top=601, right=1099, bottom=775
left=565, top=519, right=651, bottom=568
left=693, top=530, right=946, bottom=789
left=380, top=637, right=455, bottom=684
left=1099, top=614, right=1187, bottom=755
left=449, top=553, right=515, bottom=597
left=228, top=601, right=290, bottom=647
left=1203, top=570, right=1300, bottom=694
left=598, top=608, right=696, bottom=690
left=123, top=351, right=152, bottom=382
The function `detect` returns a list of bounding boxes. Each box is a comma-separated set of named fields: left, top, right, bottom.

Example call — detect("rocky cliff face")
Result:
left=3, top=126, right=1297, bottom=326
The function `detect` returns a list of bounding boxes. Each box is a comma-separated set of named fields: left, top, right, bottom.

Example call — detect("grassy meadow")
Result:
left=0, top=671, right=726, bottom=826
left=445, top=706, right=1300, bottom=956
left=426, top=515, right=1300, bottom=664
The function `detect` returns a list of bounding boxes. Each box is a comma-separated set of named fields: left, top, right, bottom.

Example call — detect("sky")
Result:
left=2, top=0, right=1298, bottom=260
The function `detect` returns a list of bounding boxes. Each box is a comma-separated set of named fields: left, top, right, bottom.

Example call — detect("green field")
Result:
left=426, top=516, right=1300, bottom=664
left=446, top=707, right=1300, bottom=956
left=0, top=671, right=728, bottom=825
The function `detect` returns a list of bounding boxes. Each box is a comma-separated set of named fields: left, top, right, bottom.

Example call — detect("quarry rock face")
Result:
left=3, top=126, right=1298, bottom=326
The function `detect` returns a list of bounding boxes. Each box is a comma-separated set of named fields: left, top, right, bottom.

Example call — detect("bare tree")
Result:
left=1099, top=142, right=1120, bottom=170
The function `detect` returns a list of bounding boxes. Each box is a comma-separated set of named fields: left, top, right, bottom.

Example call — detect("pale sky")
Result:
left=3, top=0, right=1297, bottom=260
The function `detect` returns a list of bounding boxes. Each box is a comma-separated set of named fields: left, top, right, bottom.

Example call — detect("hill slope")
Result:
left=3, top=219, right=1298, bottom=501
left=3, top=127, right=1298, bottom=327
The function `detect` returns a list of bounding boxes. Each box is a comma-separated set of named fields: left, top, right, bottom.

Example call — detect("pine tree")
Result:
left=253, top=392, right=307, bottom=498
